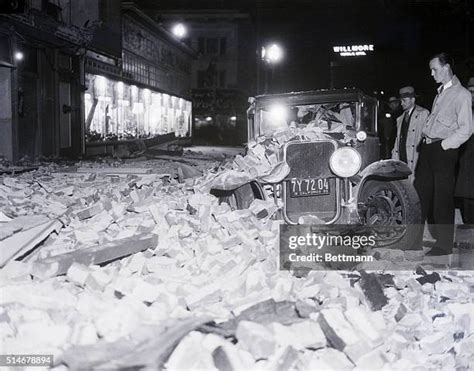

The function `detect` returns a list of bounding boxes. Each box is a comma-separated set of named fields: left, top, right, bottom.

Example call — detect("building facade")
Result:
left=157, top=10, right=255, bottom=145
left=0, top=0, right=195, bottom=162
left=84, top=3, right=195, bottom=155
left=0, top=0, right=98, bottom=161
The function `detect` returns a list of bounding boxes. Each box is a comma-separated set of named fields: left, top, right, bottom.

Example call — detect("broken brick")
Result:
left=358, top=271, right=388, bottom=311
left=395, top=303, right=408, bottom=322
left=66, top=263, right=92, bottom=287
left=419, top=331, right=454, bottom=355
left=85, top=270, right=112, bottom=292
left=75, top=203, right=103, bottom=220
left=236, top=321, right=276, bottom=360
left=318, top=308, right=370, bottom=362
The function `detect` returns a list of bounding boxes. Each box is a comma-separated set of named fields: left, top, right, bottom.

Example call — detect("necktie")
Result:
left=399, top=111, right=410, bottom=163
left=404, top=111, right=410, bottom=124
left=439, top=85, right=444, bottom=94
left=400, top=111, right=410, bottom=142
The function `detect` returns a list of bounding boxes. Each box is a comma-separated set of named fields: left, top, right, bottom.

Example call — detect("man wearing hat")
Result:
left=388, top=95, right=403, bottom=119
left=455, top=77, right=474, bottom=225
left=414, top=52, right=473, bottom=256
left=377, top=96, right=402, bottom=159
left=391, top=86, right=429, bottom=181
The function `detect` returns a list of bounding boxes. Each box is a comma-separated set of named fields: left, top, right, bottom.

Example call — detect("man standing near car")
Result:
left=388, top=96, right=403, bottom=119
left=414, top=53, right=473, bottom=256
left=455, top=77, right=474, bottom=225
left=392, top=86, right=429, bottom=182
left=380, top=96, right=403, bottom=158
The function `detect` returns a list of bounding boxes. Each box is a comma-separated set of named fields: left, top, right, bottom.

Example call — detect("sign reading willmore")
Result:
left=332, top=44, right=375, bottom=57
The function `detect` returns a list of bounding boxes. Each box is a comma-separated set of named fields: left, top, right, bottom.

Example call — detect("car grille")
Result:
left=283, top=140, right=339, bottom=223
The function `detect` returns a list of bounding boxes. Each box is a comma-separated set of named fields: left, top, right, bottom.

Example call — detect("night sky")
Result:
left=139, top=0, right=473, bottom=104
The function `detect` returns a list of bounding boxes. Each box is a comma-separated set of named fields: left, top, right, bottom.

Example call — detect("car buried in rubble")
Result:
left=211, top=89, right=422, bottom=249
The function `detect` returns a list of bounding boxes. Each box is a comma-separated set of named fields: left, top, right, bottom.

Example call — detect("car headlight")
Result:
left=356, top=131, right=367, bottom=142
left=329, top=147, right=362, bottom=178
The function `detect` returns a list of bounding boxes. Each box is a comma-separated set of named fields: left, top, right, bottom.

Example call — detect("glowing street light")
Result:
left=14, top=51, right=24, bottom=61
left=261, top=43, right=283, bottom=64
left=172, top=23, right=187, bottom=39
left=261, top=43, right=284, bottom=93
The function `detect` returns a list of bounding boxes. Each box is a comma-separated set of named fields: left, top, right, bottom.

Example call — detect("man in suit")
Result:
left=392, top=86, right=429, bottom=182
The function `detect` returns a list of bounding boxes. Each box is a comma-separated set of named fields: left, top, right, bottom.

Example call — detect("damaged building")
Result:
left=0, top=0, right=195, bottom=162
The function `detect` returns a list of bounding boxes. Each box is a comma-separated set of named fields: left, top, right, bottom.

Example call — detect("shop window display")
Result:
left=84, top=73, right=192, bottom=142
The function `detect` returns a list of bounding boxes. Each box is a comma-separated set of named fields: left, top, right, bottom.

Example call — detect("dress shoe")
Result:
left=425, top=247, right=452, bottom=256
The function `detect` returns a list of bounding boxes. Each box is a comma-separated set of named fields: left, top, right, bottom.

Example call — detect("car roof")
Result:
left=254, top=88, right=375, bottom=107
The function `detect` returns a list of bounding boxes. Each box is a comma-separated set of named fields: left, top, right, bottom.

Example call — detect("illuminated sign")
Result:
left=332, top=44, right=375, bottom=57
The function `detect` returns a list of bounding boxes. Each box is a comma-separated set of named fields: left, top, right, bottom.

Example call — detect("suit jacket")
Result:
left=392, top=104, right=430, bottom=181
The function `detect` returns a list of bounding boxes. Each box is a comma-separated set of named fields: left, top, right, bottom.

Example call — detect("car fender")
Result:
left=210, top=180, right=267, bottom=207
left=352, top=159, right=412, bottom=198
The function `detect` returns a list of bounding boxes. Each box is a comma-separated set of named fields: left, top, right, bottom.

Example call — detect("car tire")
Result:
left=211, top=182, right=265, bottom=210
left=358, top=179, right=422, bottom=250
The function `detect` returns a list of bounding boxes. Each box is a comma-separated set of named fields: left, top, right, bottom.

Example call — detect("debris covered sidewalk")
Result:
left=1, top=156, right=474, bottom=370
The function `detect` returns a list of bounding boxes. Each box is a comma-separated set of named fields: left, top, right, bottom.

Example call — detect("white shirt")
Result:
left=438, top=79, right=453, bottom=94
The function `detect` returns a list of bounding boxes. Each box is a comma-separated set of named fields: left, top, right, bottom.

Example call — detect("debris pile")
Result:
left=205, top=122, right=358, bottom=192
left=1, top=158, right=473, bottom=370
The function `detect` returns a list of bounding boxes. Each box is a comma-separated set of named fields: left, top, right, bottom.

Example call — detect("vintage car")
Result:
left=212, top=89, right=422, bottom=249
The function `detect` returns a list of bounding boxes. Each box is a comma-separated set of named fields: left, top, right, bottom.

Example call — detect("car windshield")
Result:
left=257, top=102, right=357, bottom=137
left=360, top=99, right=377, bottom=134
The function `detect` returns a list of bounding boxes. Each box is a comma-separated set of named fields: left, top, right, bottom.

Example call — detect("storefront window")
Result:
left=84, top=73, right=191, bottom=141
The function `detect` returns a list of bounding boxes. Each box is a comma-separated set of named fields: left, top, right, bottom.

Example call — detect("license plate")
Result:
left=289, top=178, right=330, bottom=197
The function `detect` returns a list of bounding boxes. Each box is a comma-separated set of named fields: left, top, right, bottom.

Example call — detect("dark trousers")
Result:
left=414, top=141, right=459, bottom=252
left=461, top=198, right=474, bottom=225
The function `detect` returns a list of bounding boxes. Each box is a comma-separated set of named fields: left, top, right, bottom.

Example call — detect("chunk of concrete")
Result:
left=236, top=321, right=276, bottom=360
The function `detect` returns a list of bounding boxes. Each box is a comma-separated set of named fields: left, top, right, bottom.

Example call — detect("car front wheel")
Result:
left=358, top=179, right=422, bottom=250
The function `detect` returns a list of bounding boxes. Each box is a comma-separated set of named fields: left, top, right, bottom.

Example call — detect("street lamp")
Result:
left=262, top=43, right=283, bottom=64
left=261, top=43, right=283, bottom=93
left=172, top=23, right=187, bottom=39
left=14, top=51, right=24, bottom=61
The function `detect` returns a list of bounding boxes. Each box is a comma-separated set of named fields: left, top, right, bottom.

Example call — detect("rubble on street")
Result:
left=207, top=124, right=354, bottom=192
left=1, top=156, right=474, bottom=370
